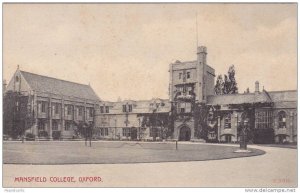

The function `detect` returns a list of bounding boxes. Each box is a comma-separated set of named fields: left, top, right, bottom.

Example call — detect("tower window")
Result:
left=180, top=108, right=185, bottom=113
left=187, top=72, right=190, bottom=79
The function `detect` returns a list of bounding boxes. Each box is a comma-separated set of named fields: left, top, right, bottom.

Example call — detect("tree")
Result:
left=193, top=102, right=210, bottom=140
left=3, top=91, right=35, bottom=139
left=214, top=75, right=223, bottom=95
left=214, top=65, right=238, bottom=95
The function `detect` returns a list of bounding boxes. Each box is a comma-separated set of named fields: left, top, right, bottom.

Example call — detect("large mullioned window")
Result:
left=255, top=110, right=273, bottom=129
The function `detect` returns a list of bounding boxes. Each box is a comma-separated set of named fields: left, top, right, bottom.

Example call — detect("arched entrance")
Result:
left=179, top=126, right=191, bottom=141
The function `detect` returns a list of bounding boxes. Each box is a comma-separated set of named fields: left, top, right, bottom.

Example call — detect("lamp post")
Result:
left=240, top=119, right=248, bottom=150
left=114, top=118, right=117, bottom=140
left=138, top=117, right=141, bottom=141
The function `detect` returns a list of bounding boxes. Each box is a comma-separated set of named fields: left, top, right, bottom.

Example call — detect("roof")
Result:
left=98, top=98, right=171, bottom=114
left=20, top=71, right=100, bottom=101
left=268, top=90, right=297, bottom=102
left=207, top=90, right=273, bottom=105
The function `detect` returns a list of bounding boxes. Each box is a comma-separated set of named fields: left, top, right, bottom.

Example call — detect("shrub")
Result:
left=38, top=130, right=49, bottom=138
left=52, top=131, right=61, bottom=140
left=25, top=133, right=35, bottom=141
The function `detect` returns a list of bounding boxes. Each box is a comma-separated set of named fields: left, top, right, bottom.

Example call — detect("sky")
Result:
left=3, top=3, right=297, bottom=101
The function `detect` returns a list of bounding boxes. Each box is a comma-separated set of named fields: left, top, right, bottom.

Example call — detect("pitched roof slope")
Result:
left=20, top=71, right=100, bottom=101
left=207, top=90, right=273, bottom=105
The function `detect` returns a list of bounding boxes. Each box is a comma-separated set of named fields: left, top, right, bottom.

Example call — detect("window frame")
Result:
left=187, top=72, right=190, bottom=79
left=224, top=113, right=232, bottom=129
left=278, top=111, right=287, bottom=129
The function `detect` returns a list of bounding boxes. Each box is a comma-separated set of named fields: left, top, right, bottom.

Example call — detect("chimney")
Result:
left=255, top=81, right=259, bottom=93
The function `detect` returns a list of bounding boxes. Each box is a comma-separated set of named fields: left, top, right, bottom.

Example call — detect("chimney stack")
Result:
left=255, top=81, right=259, bottom=93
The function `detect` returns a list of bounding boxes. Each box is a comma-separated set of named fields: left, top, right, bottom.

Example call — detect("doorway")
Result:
left=179, top=126, right=191, bottom=141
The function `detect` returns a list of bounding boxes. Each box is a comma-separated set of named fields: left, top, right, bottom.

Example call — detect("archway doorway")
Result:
left=179, top=126, right=191, bottom=141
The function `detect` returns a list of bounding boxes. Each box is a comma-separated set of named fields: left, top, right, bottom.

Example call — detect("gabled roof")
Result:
left=207, top=90, right=273, bottom=105
left=20, top=71, right=100, bottom=101
left=268, top=90, right=297, bottom=102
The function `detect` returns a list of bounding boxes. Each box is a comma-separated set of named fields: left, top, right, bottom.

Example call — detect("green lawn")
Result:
left=3, top=141, right=265, bottom=164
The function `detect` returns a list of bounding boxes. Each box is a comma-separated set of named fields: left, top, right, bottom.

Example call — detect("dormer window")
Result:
left=15, top=76, right=19, bottom=82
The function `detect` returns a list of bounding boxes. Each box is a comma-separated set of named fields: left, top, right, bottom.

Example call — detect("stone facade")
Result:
left=94, top=99, right=170, bottom=141
left=4, top=45, right=297, bottom=143
left=5, top=69, right=99, bottom=140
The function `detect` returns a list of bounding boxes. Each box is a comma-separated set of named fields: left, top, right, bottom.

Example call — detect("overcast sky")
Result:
left=3, top=4, right=297, bottom=101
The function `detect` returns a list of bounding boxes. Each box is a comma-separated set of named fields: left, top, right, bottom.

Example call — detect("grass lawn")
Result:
left=3, top=141, right=265, bottom=164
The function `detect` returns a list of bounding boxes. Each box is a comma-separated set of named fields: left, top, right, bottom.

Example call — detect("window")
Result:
left=16, top=101, right=19, bottom=111
left=185, top=103, right=191, bottom=113
left=100, top=128, right=108, bottom=136
left=67, top=105, right=72, bottom=115
left=65, top=121, right=72, bottom=131
left=15, top=76, right=19, bottom=82
left=52, top=121, right=58, bottom=130
left=41, top=102, right=46, bottom=113
left=224, top=113, right=231, bottom=129
left=187, top=72, right=190, bottom=79
left=122, top=128, right=131, bottom=137
left=54, top=103, right=60, bottom=114
left=122, top=105, right=127, bottom=112
left=128, top=105, right=132, bottom=112
left=255, top=110, right=273, bottom=129
left=38, top=121, right=45, bottom=131
left=78, top=107, right=83, bottom=116
left=177, top=102, right=191, bottom=113
left=179, top=73, right=182, bottom=79
left=100, top=106, right=104, bottom=113
left=180, top=108, right=185, bottom=113
left=183, top=86, right=187, bottom=93
left=89, top=108, right=93, bottom=117
left=105, top=106, right=109, bottom=113
left=278, top=111, right=286, bottom=128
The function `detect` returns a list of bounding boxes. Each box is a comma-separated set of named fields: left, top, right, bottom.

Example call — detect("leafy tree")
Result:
left=193, top=103, right=209, bottom=140
left=214, top=75, right=223, bottom=95
left=3, top=91, right=35, bottom=139
left=214, top=65, right=238, bottom=95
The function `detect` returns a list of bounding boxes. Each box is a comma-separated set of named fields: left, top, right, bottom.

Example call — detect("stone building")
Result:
left=167, top=46, right=297, bottom=143
left=169, top=46, right=215, bottom=141
left=94, top=99, right=170, bottom=141
left=4, top=68, right=100, bottom=140
left=94, top=45, right=296, bottom=143
left=4, top=45, right=297, bottom=143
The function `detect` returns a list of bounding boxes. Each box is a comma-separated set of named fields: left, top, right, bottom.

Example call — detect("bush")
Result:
left=25, top=133, right=35, bottom=141
left=38, top=130, right=49, bottom=138
left=52, top=131, right=61, bottom=140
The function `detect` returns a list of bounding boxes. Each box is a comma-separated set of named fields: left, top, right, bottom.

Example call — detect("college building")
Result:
left=3, top=68, right=100, bottom=140
left=3, top=46, right=297, bottom=143
left=93, top=46, right=297, bottom=144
